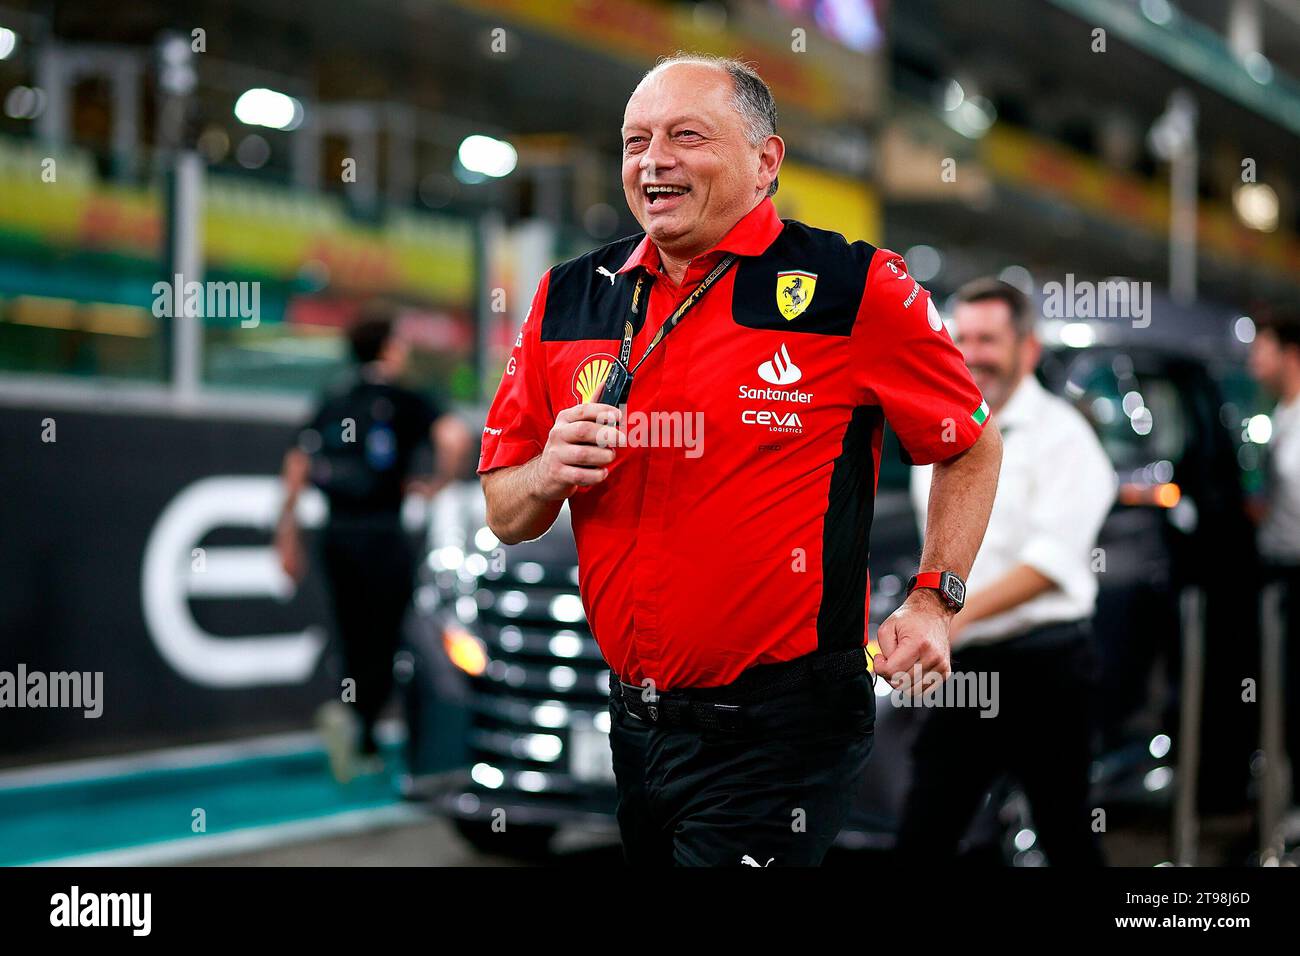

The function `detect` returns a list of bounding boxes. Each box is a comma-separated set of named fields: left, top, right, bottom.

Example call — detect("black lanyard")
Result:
left=597, top=253, right=738, bottom=406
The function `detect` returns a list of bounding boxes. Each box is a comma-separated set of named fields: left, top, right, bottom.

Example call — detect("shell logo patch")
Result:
left=572, top=353, right=617, bottom=403
left=776, top=270, right=817, bottom=321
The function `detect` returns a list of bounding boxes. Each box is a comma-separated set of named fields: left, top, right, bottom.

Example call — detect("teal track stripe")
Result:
left=0, top=741, right=406, bottom=866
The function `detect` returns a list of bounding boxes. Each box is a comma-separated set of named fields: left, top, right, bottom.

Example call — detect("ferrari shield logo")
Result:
left=776, top=270, right=817, bottom=321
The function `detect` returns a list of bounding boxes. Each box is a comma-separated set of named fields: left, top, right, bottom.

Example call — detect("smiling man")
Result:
left=618, top=60, right=781, bottom=284
left=478, top=54, right=1002, bottom=866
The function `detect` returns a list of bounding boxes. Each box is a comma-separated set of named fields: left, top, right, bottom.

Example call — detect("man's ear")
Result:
left=1021, top=334, right=1042, bottom=375
left=760, top=135, right=784, bottom=193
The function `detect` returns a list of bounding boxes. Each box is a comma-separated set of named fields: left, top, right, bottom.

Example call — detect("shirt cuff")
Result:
left=1019, top=536, right=1083, bottom=596
left=477, top=436, right=543, bottom=475
left=900, top=415, right=985, bottom=467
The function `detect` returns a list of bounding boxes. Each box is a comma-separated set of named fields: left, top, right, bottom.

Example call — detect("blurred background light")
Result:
left=1141, top=0, right=1174, bottom=27
left=3, top=85, right=43, bottom=120
left=1246, top=413, right=1273, bottom=444
left=998, top=266, right=1035, bottom=295
left=1233, top=183, right=1279, bottom=232
left=457, top=134, right=517, bottom=179
left=903, top=244, right=942, bottom=283
left=1243, top=51, right=1274, bottom=85
left=234, top=88, right=304, bottom=130
left=234, top=134, right=271, bottom=169
left=1059, top=322, right=1097, bottom=348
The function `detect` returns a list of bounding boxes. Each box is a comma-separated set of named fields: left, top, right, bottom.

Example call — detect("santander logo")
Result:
left=757, top=343, right=801, bottom=386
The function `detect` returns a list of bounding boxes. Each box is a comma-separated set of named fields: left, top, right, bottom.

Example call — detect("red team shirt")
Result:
left=478, top=198, right=987, bottom=690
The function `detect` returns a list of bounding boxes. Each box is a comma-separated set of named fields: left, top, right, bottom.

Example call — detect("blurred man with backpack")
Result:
left=276, top=306, right=470, bottom=781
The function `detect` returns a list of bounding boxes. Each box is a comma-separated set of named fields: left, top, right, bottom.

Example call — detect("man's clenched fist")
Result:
left=873, top=590, right=955, bottom=696
left=531, top=402, right=624, bottom=501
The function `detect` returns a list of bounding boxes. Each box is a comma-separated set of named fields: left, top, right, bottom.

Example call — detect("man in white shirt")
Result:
left=896, top=278, right=1115, bottom=865
left=1250, top=314, right=1300, bottom=565
left=1248, top=311, right=1300, bottom=802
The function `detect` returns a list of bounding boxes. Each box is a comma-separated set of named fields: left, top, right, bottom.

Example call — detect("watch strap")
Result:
left=909, top=571, right=944, bottom=592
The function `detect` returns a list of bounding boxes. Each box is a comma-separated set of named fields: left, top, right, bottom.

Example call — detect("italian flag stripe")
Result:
left=971, top=400, right=990, bottom=425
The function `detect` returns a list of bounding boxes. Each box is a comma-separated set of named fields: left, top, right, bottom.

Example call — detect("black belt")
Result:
left=613, top=646, right=869, bottom=730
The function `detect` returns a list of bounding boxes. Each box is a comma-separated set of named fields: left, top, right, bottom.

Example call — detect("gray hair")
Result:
left=639, top=53, right=779, bottom=197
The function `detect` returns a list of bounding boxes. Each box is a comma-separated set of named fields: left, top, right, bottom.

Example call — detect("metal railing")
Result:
left=1259, top=579, right=1293, bottom=864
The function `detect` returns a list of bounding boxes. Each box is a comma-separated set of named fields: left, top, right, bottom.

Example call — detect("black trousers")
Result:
left=319, top=520, right=415, bottom=753
left=894, top=620, right=1105, bottom=865
left=1272, top=566, right=1300, bottom=801
left=607, top=668, right=875, bottom=866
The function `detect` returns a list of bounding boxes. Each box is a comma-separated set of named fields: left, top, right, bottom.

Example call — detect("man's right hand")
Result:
left=481, top=403, right=623, bottom=545
left=531, top=403, right=623, bottom=501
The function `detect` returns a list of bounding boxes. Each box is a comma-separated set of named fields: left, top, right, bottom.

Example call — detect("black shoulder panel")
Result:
left=540, top=235, right=645, bottom=343
left=731, top=221, right=875, bottom=337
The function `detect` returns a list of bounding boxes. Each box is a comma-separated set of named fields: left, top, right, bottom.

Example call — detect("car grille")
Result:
left=445, top=556, right=617, bottom=805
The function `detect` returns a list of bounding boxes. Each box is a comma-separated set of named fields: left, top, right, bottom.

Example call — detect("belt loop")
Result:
left=713, top=703, right=742, bottom=732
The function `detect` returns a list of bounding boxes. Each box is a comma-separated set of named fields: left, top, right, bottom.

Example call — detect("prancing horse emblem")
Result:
left=776, top=270, right=818, bottom=321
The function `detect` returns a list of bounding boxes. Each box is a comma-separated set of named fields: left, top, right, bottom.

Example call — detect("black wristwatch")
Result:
left=906, top=571, right=967, bottom=612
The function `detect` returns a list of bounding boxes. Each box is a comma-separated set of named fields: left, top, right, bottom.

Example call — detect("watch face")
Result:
left=941, top=574, right=966, bottom=607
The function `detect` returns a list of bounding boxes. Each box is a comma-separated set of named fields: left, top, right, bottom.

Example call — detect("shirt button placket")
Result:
left=630, top=282, right=684, bottom=686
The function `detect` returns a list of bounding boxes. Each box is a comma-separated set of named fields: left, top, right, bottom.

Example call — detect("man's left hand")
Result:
left=873, top=590, right=954, bottom=695
left=275, top=524, right=307, bottom=585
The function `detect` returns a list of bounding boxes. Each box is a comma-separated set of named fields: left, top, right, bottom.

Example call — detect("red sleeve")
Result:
left=852, top=248, right=988, bottom=465
left=477, top=271, right=555, bottom=474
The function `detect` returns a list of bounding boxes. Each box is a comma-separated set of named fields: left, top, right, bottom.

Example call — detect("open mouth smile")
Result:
left=643, top=183, right=691, bottom=205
